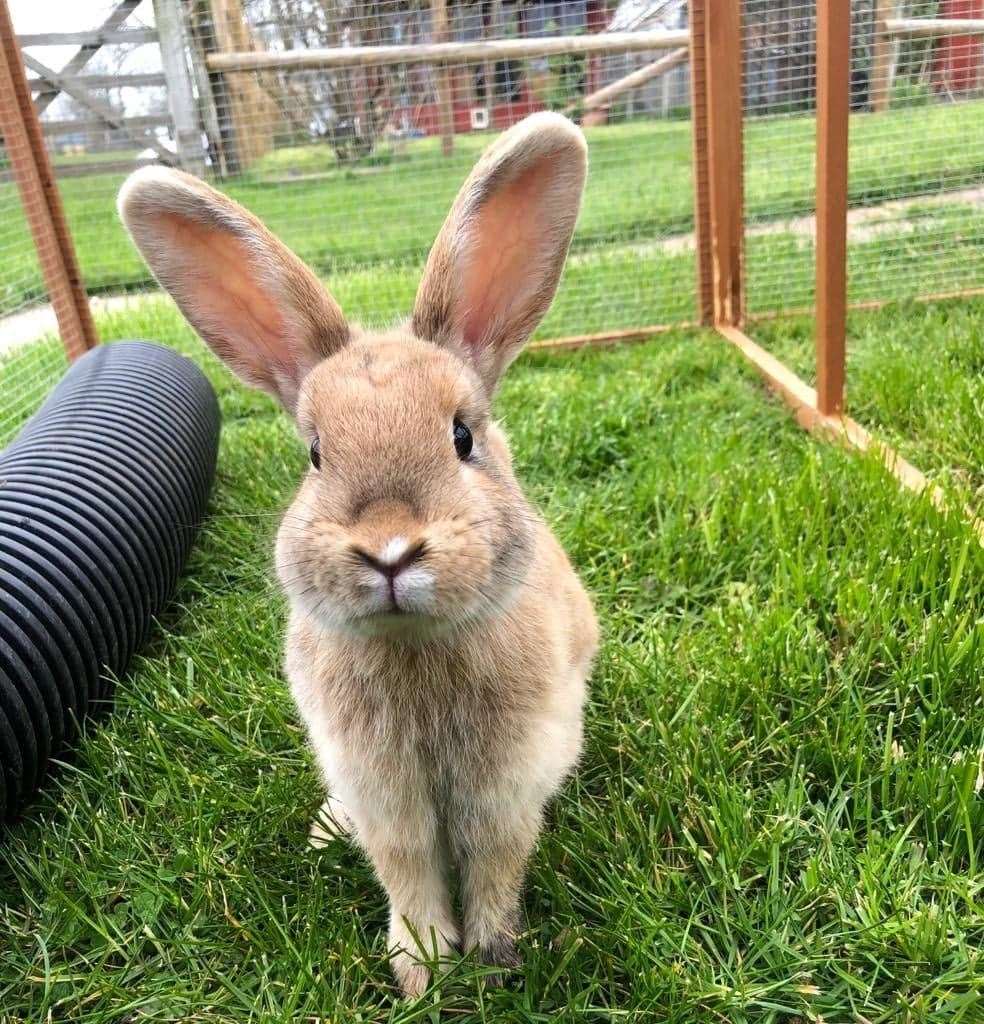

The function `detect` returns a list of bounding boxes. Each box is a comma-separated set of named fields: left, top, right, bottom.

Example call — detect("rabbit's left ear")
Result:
left=118, top=166, right=349, bottom=413
left=412, top=113, right=587, bottom=392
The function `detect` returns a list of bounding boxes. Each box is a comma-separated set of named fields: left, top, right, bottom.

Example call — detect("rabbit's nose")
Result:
left=352, top=537, right=427, bottom=580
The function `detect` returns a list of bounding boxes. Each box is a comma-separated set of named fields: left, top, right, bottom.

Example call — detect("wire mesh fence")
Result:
left=191, top=4, right=696, bottom=338
left=744, top=0, right=984, bottom=337
left=0, top=144, right=68, bottom=447
left=2, top=0, right=983, bottom=444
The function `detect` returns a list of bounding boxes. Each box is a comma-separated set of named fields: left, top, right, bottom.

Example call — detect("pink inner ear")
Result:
left=153, top=212, right=291, bottom=381
left=458, top=162, right=556, bottom=350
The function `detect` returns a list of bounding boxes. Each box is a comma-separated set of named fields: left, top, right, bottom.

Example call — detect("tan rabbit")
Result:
left=118, top=112, right=599, bottom=997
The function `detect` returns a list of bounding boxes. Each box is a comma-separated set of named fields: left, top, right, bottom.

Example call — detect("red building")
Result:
left=932, top=0, right=984, bottom=95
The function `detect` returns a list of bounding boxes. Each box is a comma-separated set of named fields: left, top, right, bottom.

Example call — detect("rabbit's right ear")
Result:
left=118, top=167, right=348, bottom=413
left=412, top=112, right=586, bottom=393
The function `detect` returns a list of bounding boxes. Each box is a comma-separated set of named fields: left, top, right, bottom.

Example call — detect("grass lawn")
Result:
left=3, top=100, right=984, bottom=316
left=1, top=294, right=982, bottom=1021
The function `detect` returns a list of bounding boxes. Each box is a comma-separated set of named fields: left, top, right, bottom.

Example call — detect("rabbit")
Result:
left=118, top=111, right=599, bottom=997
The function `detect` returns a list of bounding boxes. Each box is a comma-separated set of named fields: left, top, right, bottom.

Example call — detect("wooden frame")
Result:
left=870, top=0, right=894, bottom=113
left=701, top=0, right=744, bottom=328
left=205, top=30, right=690, bottom=71
left=814, top=0, right=851, bottom=416
left=430, top=0, right=455, bottom=157
left=688, top=0, right=713, bottom=326
left=564, top=47, right=689, bottom=118
left=0, top=0, right=97, bottom=360
left=886, top=18, right=984, bottom=38
left=16, top=0, right=205, bottom=171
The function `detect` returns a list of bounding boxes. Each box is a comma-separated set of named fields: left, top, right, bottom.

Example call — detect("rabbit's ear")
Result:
left=118, top=167, right=348, bottom=412
left=412, top=112, right=587, bottom=392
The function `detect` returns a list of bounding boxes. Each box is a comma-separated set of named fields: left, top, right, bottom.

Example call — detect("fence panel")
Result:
left=743, top=0, right=984, bottom=336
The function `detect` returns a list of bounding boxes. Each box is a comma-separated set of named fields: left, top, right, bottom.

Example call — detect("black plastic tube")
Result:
left=0, top=341, right=220, bottom=820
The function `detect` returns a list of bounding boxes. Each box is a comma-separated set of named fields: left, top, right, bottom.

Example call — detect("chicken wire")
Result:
left=743, top=0, right=984, bottom=327
left=0, top=136, right=68, bottom=447
left=3, top=0, right=984, bottom=441
left=178, top=0, right=698, bottom=341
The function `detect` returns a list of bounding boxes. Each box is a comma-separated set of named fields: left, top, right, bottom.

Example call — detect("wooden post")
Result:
left=186, top=0, right=229, bottom=176
left=209, top=0, right=276, bottom=170
left=431, top=0, right=454, bottom=156
left=688, top=0, right=713, bottom=325
left=154, top=0, right=206, bottom=175
left=0, top=0, right=97, bottom=360
left=702, top=0, right=744, bottom=327
left=482, top=0, right=495, bottom=111
left=871, top=0, right=893, bottom=112
left=815, top=0, right=851, bottom=416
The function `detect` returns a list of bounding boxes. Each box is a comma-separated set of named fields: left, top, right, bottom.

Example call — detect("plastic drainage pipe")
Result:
left=0, top=341, right=220, bottom=820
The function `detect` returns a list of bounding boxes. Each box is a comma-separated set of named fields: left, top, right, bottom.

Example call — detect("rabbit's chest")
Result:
left=320, top=645, right=538, bottom=773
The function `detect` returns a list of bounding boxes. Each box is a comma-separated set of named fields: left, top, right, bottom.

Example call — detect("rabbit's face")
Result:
left=275, top=331, right=533, bottom=637
left=119, top=114, right=587, bottom=638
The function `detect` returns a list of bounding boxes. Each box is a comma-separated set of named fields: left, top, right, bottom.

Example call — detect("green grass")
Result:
left=751, top=299, right=984, bottom=501
left=1, top=294, right=983, bottom=1021
left=3, top=100, right=984, bottom=314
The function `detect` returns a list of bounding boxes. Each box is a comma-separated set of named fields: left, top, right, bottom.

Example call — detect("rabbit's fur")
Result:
left=119, top=113, right=599, bottom=996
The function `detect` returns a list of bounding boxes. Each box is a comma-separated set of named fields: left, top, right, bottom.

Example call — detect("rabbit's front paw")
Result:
left=476, top=931, right=522, bottom=986
left=392, top=951, right=432, bottom=999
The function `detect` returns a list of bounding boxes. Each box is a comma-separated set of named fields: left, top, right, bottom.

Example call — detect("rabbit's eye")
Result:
left=310, top=436, right=321, bottom=470
left=453, top=419, right=473, bottom=460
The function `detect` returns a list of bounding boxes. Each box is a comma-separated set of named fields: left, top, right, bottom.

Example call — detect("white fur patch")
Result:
left=359, top=568, right=392, bottom=611
left=393, top=567, right=435, bottom=610
left=380, top=536, right=408, bottom=565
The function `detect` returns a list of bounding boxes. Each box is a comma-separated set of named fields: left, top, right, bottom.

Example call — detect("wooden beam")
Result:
left=154, top=0, right=205, bottom=175
left=17, top=28, right=157, bottom=46
left=31, top=0, right=142, bottom=117
left=567, top=46, right=688, bottom=116
left=206, top=30, right=691, bottom=72
left=871, top=0, right=893, bottom=112
left=23, top=53, right=176, bottom=164
left=0, top=0, right=98, bottom=360
left=703, top=0, right=744, bottom=327
left=431, top=0, right=454, bottom=157
left=208, top=0, right=277, bottom=171
left=717, top=325, right=819, bottom=425
left=815, top=0, right=851, bottom=416
left=717, top=325, right=984, bottom=544
left=529, top=322, right=693, bottom=353
left=40, top=113, right=171, bottom=136
left=885, top=17, right=984, bottom=38
left=689, top=0, right=713, bottom=325
left=30, top=71, right=168, bottom=90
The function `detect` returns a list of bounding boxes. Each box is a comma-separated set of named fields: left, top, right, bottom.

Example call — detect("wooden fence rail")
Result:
left=17, top=28, right=158, bottom=46
left=885, top=18, right=984, bottom=38
left=28, top=0, right=143, bottom=117
left=205, top=29, right=691, bottom=72
left=28, top=71, right=167, bottom=89
left=567, top=46, right=689, bottom=116
left=40, top=113, right=170, bottom=136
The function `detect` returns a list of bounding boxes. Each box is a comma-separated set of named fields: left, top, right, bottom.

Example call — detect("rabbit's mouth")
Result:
left=348, top=609, right=459, bottom=641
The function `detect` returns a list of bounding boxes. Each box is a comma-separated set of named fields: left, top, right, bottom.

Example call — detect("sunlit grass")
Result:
left=1, top=289, right=982, bottom=1020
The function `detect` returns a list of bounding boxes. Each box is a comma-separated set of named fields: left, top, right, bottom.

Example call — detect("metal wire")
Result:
left=2, top=0, right=983, bottom=436
left=743, top=0, right=984, bottom=323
